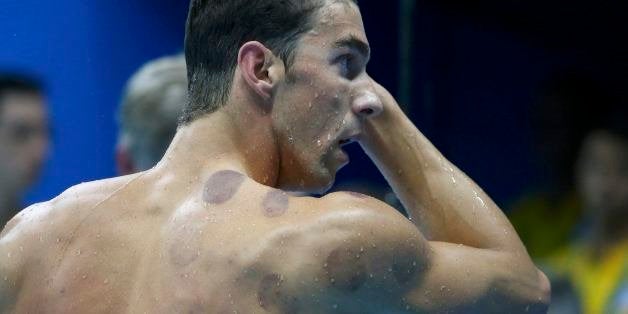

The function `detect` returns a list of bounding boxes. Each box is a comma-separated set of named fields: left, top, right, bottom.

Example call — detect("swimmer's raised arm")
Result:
left=355, top=81, right=550, bottom=312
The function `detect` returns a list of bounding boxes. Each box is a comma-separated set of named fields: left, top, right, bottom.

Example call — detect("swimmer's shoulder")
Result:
left=249, top=190, right=429, bottom=312
left=0, top=173, right=144, bottom=245
left=0, top=173, right=146, bottom=309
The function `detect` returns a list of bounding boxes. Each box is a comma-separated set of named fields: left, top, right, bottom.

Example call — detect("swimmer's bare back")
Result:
left=0, top=168, right=424, bottom=313
left=1, top=84, right=551, bottom=313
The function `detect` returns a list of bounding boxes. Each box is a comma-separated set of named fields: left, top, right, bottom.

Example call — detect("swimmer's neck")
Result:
left=155, top=106, right=280, bottom=189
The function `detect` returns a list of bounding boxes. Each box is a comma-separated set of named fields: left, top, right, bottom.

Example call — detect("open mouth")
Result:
left=338, top=138, right=355, bottom=147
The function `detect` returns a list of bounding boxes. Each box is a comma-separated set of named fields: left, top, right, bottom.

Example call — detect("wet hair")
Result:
left=0, top=73, right=43, bottom=117
left=118, top=54, right=188, bottom=171
left=181, top=0, right=358, bottom=124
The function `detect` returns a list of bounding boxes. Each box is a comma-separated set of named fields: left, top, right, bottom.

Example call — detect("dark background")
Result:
left=1, top=0, right=625, bottom=209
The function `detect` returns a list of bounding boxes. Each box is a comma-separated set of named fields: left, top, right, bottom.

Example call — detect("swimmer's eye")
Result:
left=336, top=53, right=361, bottom=80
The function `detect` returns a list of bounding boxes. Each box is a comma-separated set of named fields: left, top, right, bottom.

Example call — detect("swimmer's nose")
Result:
left=351, top=91, right=383, bottom=118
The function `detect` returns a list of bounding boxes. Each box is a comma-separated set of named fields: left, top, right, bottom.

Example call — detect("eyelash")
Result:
left=337, top=54, right=358, bottom=79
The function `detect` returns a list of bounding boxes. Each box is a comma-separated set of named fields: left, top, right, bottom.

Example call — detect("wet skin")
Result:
left=0, top=170, right=423, bottom=313
left=0, top=1, right=549, bottom=313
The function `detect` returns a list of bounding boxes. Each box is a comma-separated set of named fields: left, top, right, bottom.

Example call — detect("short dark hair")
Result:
left=181, top=0, right=357, bottom=124
left=0, top=73, right=44, bottom=121
left=0, top=73, right=43, bottom=103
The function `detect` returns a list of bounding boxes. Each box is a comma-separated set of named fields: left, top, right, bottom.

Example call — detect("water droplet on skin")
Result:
left=475, top=196, right=485, bottom=207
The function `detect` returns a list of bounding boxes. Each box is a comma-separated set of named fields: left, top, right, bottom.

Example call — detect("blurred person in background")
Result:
left=116, top=54, right=187, bottom=175
left=546, top=107, right=628, bottom=314
left=0, top=73, right=49, bottom=228
left=509, top=72, right=612, bottom=259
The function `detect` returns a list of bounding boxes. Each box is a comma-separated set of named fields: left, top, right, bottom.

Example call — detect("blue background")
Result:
left=1, top=0, right=623, bottom=208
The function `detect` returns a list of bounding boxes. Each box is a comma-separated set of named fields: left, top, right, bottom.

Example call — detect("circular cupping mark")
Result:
left=257, top=273, right=283, bottom=311
left=262, top=190, right=289, bottom=218
left=203, top=170, right=245, bottom=205
left=325, top=247, right=367, bottom=292
left=392, top=248, right=419, bottom=285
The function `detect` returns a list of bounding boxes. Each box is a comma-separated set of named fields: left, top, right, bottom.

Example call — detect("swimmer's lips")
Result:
left=338, top=134, right=359, bottom=147
left=338, top=138, right=353, bottom=146
left=336, top=136, right=358, bottom=165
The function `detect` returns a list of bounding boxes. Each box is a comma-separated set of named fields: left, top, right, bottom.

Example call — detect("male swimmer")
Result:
left=116, top=54, right=187, bottom=175
left=0, top=0, right=550, bottom=313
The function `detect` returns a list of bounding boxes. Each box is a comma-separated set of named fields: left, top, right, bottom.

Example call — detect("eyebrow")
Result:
left=332, top=35, right=371, bottom=61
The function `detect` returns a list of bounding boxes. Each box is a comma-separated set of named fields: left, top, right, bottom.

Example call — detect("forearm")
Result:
left=360, top=90, right=526, bottom=252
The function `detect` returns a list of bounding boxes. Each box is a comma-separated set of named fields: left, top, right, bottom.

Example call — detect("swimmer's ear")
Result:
left=237, top=41, right=285, bottom=102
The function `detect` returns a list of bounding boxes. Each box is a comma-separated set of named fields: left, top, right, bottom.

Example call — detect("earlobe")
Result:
left=238, top=41, right=280, bottom=101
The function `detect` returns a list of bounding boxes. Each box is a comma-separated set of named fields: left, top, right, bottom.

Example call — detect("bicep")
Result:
left=404, top=242, right=549, bottom=313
